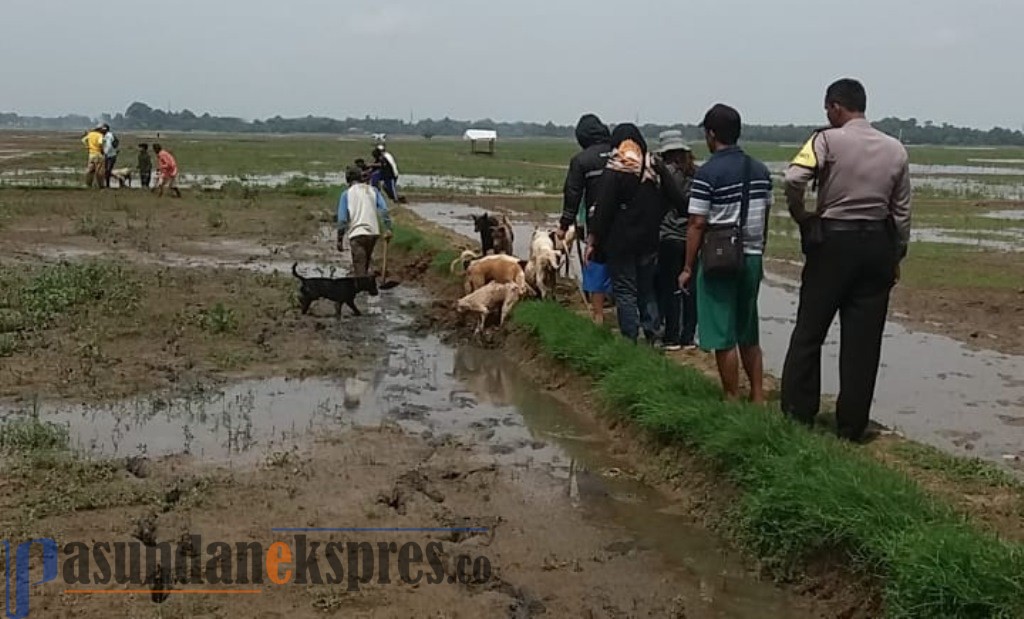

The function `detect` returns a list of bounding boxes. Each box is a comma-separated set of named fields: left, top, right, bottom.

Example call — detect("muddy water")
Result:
left=412, top=202, right=1024, bottom=469
left=4, top=286, right=812, bottom=617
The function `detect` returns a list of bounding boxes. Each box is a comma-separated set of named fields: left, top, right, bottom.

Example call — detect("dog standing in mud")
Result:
left=471, top=212, right=514, bottom=255
left=292, top=262, right=379, bottom=317
left=456, top=281, right=526, bottom=335
left=525, top=228, right=564, bottom=300
left=451, top=252, right=528, bottom=294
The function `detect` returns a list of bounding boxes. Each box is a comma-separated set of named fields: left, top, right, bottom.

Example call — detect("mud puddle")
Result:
left=3, top=286, right=812, bottom=616
left=414, top=202, right=1024, bottom=469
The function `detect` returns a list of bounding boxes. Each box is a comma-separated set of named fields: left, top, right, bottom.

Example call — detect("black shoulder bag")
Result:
left=702, top=155, right=751, bottom=278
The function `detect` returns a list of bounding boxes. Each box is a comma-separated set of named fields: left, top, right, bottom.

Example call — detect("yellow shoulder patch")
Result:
left=790, top=135, right=818, bottom=169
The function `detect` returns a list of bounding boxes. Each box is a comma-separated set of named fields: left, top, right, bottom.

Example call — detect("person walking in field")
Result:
left=679, top=104, right=772, bottom=402
left=152, top=143, right=182, bottom=198
left=137, top=143, right=153, bottom=188
left=81, top=126, right=106, bottom=188
left=101, top=124, right=119, bottom=188
left=781, top=78, right=911, bottom=442
left=653, top=130, right=699, bottom=351
left=557, top=113, right=614, bottom=325
left=337, top=165, right=393, bottom=277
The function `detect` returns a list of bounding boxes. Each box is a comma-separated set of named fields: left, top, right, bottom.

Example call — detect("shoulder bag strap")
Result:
left=738, top=154, right=753, bottom=233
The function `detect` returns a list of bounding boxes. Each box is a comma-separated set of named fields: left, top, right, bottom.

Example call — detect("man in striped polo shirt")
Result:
left=679, top=104, right=773, bottom=402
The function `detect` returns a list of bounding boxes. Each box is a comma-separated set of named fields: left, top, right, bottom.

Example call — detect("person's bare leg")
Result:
left=591, top=293, right=605, bottom=326
left=714, top=348, right=740, bottom=400
left=740, top=344, right=765, bottom=404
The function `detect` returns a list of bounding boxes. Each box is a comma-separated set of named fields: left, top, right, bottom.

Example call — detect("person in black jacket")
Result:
left=558, top=114, right=613, bottom=324
left=588, top=123, right=670, bottom=343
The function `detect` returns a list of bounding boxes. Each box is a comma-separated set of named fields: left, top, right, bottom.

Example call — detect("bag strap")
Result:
left=738, top=154, right=753, bottom=232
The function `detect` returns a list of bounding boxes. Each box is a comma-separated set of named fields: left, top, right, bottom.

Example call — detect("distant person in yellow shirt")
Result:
left=81, top=126, right=107, bottom=188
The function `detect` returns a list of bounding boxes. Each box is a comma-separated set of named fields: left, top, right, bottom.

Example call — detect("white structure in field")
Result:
left=463, top=129, right=497, bottom=155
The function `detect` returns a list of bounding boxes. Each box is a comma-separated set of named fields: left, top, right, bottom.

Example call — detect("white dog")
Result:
left=456, top=281, right=525, bottom=335
left=109, top=167, right=133, bottom=188
left=526, top=228, right=564, bottom=300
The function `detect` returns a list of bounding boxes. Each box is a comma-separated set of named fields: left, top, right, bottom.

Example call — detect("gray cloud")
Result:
left=1, top=0, right=1021, bottom=129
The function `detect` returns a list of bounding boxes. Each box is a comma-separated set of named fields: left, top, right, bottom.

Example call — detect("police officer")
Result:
left=781, top=78, right=911, bottom=442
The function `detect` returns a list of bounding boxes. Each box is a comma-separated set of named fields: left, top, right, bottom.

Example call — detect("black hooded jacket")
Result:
left=560, top=114, right=612, bottom=233
left=590, top=124, right=673, bottom=260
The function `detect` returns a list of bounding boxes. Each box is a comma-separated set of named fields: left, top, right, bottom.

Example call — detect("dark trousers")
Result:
left=655, top=239, right=697, bottom=346
left=781, top=224, right=897, bottom=441
left=608, top=253, right=659, bottom=343
left=350, top=234, right=379, bottom=277
left=140, top=171, right=152, bottom=188
left=104, top=156, right=117, bottom=187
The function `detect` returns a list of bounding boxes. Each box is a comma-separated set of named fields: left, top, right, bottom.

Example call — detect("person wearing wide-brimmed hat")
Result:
left=653, top=130, right=698, bottom=350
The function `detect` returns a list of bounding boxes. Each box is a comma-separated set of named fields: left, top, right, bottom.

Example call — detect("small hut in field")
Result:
left=464, top=129, right=497, bottom=155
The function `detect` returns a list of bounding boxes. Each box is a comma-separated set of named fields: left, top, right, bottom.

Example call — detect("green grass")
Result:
left=889, top=442, right=1019, bottom=489
left=390, top=222, right=461, bottom=274
left=511, top=302, right=1024, bottom=618
left=0, top=261, right=142, bottom=330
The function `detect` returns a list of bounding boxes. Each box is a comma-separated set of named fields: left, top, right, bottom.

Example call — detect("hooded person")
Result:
left=588, top=123, right=670, bottom=343
left=558, top=114, right=613, bottom=324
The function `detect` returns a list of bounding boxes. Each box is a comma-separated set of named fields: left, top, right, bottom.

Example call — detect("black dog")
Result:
left=292, top=263, right=379, bottom=317
left=472, top=212, right=499, bottom=255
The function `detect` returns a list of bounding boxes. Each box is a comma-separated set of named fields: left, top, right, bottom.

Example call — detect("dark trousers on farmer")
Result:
left=781, top=221, right=897, bottom=441
left=104, top=156, right=117, bottom=187
left=609, top=252, right=659, bottom=343
left=350, top=234, right=379, bottom=277
left=140, top=171, right=151, bottom=188
left=656, top=239, right=697, bottom=346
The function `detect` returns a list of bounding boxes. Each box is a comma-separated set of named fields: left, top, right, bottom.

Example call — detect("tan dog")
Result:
left=526, top=228, right=563, bottom=300
left=461, top=254, right=528, bottom=294
left=456, top=282, right=524, bottom=335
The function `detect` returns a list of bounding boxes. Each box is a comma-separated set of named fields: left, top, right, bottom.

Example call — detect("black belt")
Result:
left=821, top=219, right=888, bottom=232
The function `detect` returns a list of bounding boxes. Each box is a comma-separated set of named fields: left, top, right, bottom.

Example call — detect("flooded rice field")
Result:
left=410, top=202, right=1024, bottom=469
left=1, top=278, right=815, bottom=617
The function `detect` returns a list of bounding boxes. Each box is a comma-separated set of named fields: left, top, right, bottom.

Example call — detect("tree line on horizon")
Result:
left=2, top=102, right=1023, bottom=147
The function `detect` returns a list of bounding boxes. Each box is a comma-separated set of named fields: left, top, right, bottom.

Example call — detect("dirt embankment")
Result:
left=2, top=190, right=1021, bottom=618
left=0, top=191, right=822, bottom=617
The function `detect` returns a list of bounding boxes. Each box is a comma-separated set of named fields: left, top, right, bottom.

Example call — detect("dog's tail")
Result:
left=449, top=249, right=480, bottom=274
left=291, top=262, right=305, bottom=281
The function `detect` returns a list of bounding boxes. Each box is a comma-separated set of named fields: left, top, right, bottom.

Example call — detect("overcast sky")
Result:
left=2, top=0, right=1021, bottom=129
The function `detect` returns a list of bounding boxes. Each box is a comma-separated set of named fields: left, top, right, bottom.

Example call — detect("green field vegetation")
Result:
left=509, top=300, right=1024, bottom=619
left=7, top=132, right=1024, bottom=187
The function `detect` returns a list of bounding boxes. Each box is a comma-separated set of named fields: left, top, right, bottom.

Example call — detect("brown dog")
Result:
left=491, top=214, right=514, bottom=255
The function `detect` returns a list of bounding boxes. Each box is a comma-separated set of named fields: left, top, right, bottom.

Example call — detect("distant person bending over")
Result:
left=137, top=144, right=153, bottom=188
left=337, top=165, right=393, bottom=277
left=679, top=104, right=772, bottom=402
left=589, top=123, right=668, bottom=344
left=370, top=145, right=404, bottom=203
left=557, top=114, right=613, bottom=325
left=82, top=126, right=106, bottom=188
left=152, top=144, right=182, bottom=198
left=102, top=124, right=119, bottom=188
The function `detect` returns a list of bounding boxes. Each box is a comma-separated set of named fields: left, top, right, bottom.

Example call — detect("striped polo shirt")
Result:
left=688, top=145, right=773, bottom=255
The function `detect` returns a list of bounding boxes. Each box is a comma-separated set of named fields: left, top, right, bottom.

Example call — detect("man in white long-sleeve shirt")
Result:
left=337, top=166, right=393, bottom=276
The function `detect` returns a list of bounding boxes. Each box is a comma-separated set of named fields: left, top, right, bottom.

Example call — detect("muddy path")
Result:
left=406, top=201, right=1024, bottom=470
left=0, top=190, right=840, bottom=617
